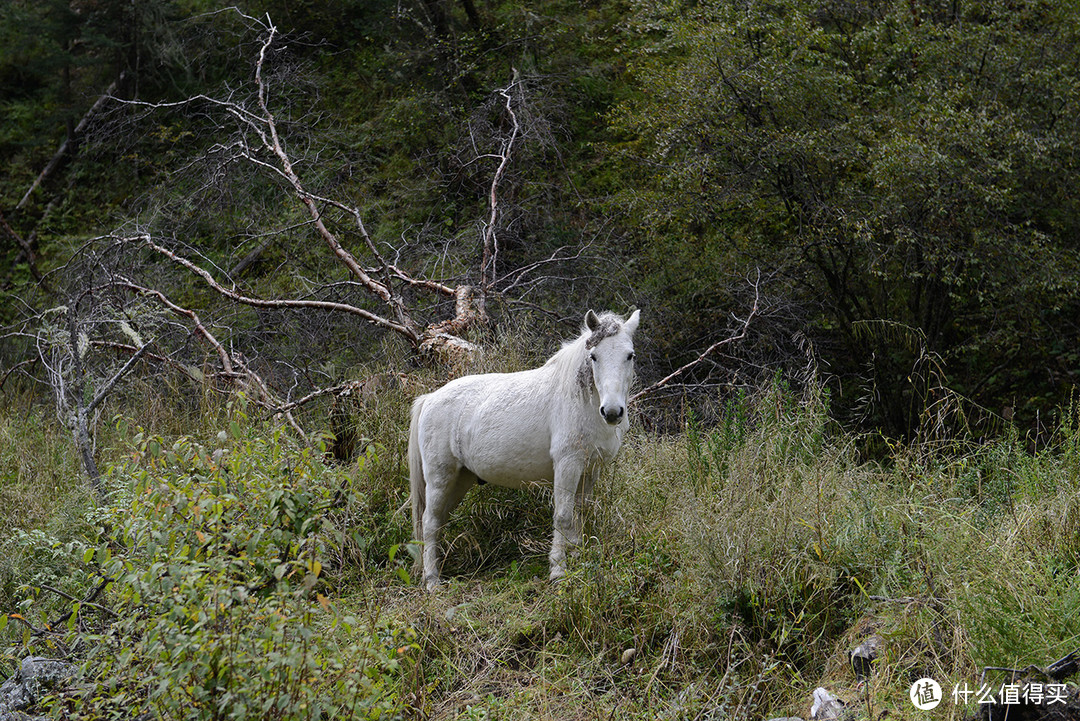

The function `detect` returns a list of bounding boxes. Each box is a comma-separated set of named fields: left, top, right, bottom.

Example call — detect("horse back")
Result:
left=416, top=370, right=565, bottom=487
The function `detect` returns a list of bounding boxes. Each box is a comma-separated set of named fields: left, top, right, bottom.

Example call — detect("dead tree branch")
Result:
left=115, top=278, right=235, bottom=378
left=0, top=357, right=41, bottom=390
left=0, top=209, right=48, bottom=288
left=111, top=10, right=489, bottom=360
left=481, top=73, right=522, bottom=292
left=115, top=277, right=306, bottom=437
left=631, top=271, right=761, bottom=403
left=17, top=74, right=125, bottom=212
left=133, top=234, right=416, bottom=337
left=87, top=339, right=199, bottom=380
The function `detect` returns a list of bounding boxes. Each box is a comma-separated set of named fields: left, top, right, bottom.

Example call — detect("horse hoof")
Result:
left=424, top=577, right=442, bottom=592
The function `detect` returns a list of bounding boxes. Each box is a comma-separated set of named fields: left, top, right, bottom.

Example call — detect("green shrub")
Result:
left=12, top=403, right=414, bottom=720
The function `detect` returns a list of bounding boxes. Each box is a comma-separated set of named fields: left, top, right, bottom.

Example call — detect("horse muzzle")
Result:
left=600, top=404, right=625, bottom=425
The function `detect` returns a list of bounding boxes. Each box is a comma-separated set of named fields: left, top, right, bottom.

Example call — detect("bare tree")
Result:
left=108, top=10, right=516, bottom=364
left=1, top=9, right=767, bottom=492
left=9, top=275, right=156, bottom=494
left=631, top=270, right=761, bottom=403
left=4, top=232, right=322, bottom=489
left=3, top=9, right=558, bottom=473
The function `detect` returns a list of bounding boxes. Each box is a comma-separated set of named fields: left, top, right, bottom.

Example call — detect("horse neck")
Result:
left=546, top=335, right=595, bottom=405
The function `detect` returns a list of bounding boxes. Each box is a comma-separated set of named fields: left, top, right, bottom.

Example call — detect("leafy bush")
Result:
left=12, top=403, right=415, bottom=720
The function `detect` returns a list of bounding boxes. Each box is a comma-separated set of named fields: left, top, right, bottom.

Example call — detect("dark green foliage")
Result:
left=3, top=374, right=1080, bottom=718
left=5, top=0, right=1080, bottom=439
left=5, top=3, right=1080, bottom=712
left=610, top=0, right=1080, bottom=436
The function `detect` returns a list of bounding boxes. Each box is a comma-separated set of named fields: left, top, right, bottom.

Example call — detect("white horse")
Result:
left=408, top=309, right=640, bottom=590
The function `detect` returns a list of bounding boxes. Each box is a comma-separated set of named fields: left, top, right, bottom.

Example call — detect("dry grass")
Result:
left=362, top=382, right=1080, bottom=719
left=2, top=366, right=1079, bottom=719
left=0, top=393, right=94, bottom=538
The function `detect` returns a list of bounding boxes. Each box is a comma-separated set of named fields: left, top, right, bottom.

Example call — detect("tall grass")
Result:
left=1, top=350, right=1078, bottom=719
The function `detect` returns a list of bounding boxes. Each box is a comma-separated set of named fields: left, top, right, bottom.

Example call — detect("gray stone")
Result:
left=850, top=634, right=884, bottom=681
left=810, top=687, right=844, bottom=721
left=0, top=712, right=50, bottom=721
left=0, top=673, right=31, bottom=714
left=0, top=657, right=74, bottom=715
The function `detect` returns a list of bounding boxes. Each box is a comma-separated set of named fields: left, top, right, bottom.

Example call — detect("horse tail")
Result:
left=408, top=395, right=426, bottom=544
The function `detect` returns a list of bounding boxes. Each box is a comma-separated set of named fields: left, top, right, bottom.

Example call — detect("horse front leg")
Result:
left=549, top=457, right=585, bottom=582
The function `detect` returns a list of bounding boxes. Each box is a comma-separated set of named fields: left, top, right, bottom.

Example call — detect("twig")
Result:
left=240, top=364, right=307, bottom=440
left=41, top=582, right=119, bottom=620
left=0, top=209, right=48, bottom=288
left=867, top=595, right=919, bottom=604
left=132, top=235, right=415, bottom=336
left=17, top=74, right=125, bottom=211
left=87, top=339, right=199, bottom=381
left=496, top=242, right=596, bottom=296
left=85, top=341, right=152, bottom=415
left=116, top=278, right=235, bottom=377
left=481, top=72, right=521, bottom=291
left=980, top=649, right=1080, bottom=685
left=631, top=270, right=761, bottom=403
left=1046, top=649, right=1080, bottom=680
left=0, top=357, right=41, bottom=390
left=268, top=380, right=365, bottom=414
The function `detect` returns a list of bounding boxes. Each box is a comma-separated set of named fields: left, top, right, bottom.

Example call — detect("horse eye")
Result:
left=627, top=352, right=635, bottom=362
left=589, top=352, right=597, bottom=362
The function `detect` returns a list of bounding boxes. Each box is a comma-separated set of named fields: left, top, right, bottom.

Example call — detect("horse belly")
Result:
left=422, top=371, right=560, bottom=489
left=448, top=391, right=555, bottom=487
left=462, top=424, right=555, bottom=489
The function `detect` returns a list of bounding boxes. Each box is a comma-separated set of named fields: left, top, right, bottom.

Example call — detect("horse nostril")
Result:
left=600, top=405, right=624, bottom=424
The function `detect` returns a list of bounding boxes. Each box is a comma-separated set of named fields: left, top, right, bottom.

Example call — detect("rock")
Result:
left=850, top=634, right=884, bottom=681
left=0, top=674, right=31, bottom=713
left=0, top=711, right=51, bottom=721
left=0, top=657, right=75, bottom=715
left=979, top=677, right=1080, bottom=721
left=620, top=647, right=637, bottom=665
left=810, top=687, right=845, bottom=721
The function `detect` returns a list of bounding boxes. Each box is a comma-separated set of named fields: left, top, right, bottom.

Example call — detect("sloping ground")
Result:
left=0, top=384, right=1078, bottom=719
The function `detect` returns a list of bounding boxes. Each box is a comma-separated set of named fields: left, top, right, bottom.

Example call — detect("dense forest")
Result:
left=5, top=0, right=1079, bottom=439
left=1, top=0, right=1079, bottom=719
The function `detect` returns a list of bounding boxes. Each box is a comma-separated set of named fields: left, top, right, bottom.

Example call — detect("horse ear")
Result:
left=585, top=309, right=600, bottom=331
left=624, top=309, right=640, bottom=335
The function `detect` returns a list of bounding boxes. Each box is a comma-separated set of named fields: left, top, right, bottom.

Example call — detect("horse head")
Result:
left=583, top=309, right=640, bottom=425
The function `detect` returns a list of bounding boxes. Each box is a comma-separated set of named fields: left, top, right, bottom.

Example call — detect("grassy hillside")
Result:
left=3, top=1, right=1080, bottom=718
left=2, top=365, right=1078, bottom=719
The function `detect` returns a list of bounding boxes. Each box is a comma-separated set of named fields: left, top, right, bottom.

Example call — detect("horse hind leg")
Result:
left=421, top=468, right=477, bottom=591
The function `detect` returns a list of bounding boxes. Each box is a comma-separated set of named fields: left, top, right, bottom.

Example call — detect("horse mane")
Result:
left=544, top=312, right=626, bottom=394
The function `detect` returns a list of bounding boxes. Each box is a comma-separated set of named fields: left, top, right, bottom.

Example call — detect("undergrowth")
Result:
left=1, top=395, right=415, bottom=720
left=0, top=377, right=1078, bottom=719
